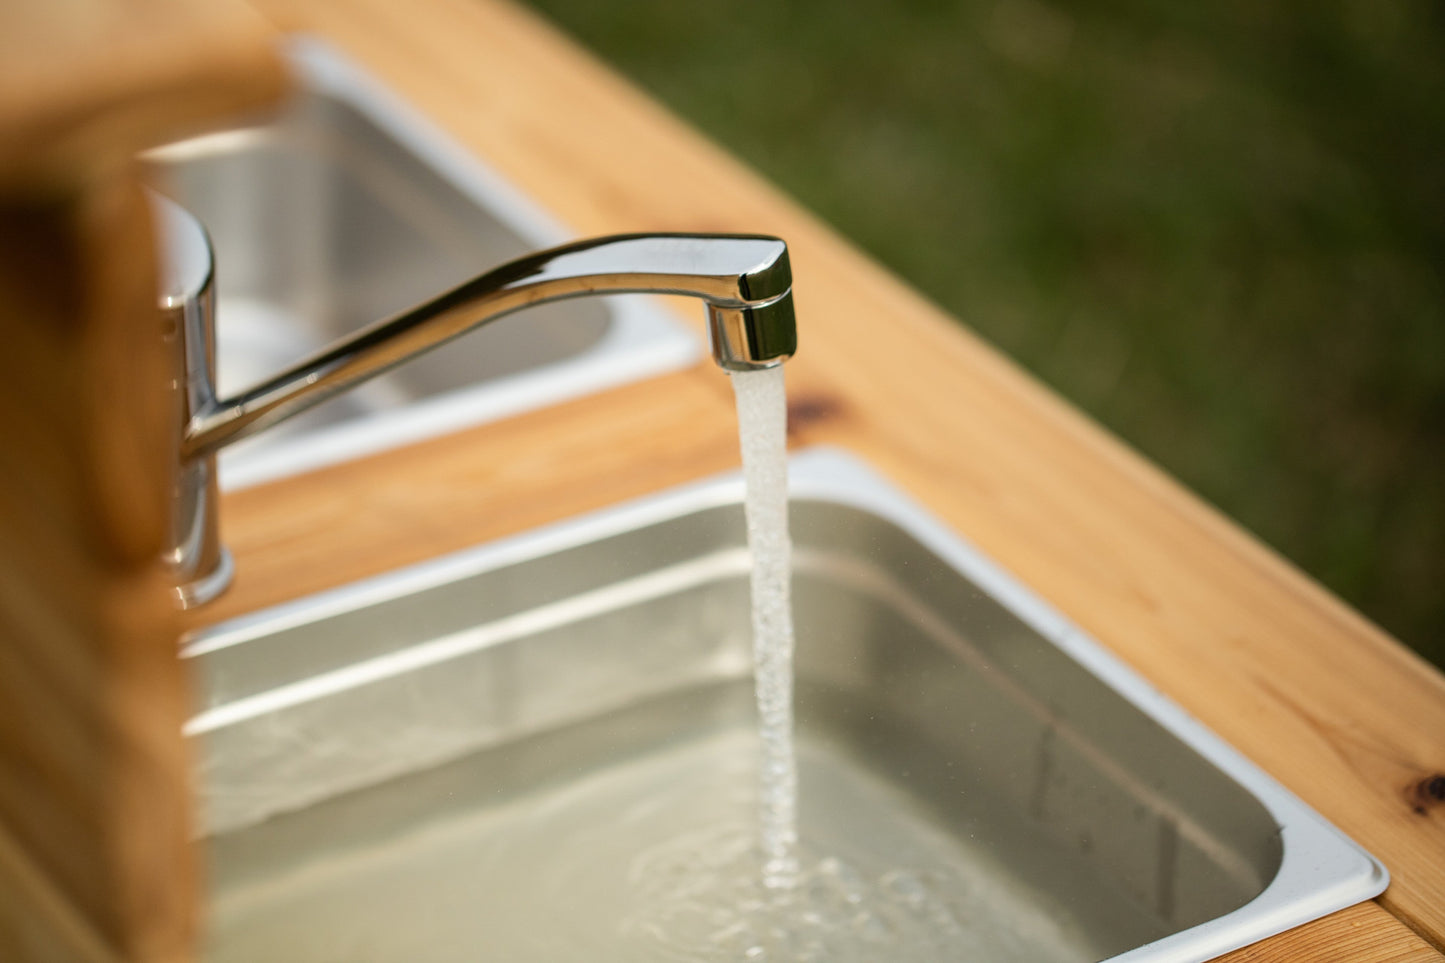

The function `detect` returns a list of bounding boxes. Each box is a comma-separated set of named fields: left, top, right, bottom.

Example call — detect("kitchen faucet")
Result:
left=152, top=194, right=796, bottom=607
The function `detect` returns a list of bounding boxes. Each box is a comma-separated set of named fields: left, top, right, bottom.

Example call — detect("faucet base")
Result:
left=175, top=547, right=235, bottom=610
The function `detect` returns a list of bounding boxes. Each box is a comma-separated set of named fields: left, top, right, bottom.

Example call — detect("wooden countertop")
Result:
left=206, top=0, right=1445, bottom=958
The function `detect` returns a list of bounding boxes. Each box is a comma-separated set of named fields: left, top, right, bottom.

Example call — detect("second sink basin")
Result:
left=184, top=449, right=1384, bottom=962
left=144, top=39, right=697, bottom=489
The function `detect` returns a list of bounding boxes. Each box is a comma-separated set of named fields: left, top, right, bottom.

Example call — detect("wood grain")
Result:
left=219, top=0, right=1445, bottom=956
left=0, top=3, right=283, bottom=960
left=1217, top=903, right=1441, bottom=962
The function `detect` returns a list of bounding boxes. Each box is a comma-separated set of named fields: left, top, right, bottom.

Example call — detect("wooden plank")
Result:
left=0, top=3, right=284, bottom=960
left=1217, top=903, right=1441, bottom=962
left=0, top=171, right=189, bottom=963
left=228, top=0, right=1445, bottom=954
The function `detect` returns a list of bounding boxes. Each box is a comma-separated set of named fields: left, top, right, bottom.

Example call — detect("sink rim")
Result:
left=185, top=446, right=1387, bottom=961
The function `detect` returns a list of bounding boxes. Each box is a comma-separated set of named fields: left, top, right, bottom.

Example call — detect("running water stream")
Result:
left=729, top=366, right=800, bottom=892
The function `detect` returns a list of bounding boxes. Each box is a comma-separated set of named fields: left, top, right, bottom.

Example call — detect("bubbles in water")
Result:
left=881, top=870, right=928, bottom=908
left=619, top=820, right=991, bottom=962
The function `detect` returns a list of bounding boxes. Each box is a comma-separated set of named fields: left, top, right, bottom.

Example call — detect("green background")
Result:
left=523, top=0, right=1445, bottom=668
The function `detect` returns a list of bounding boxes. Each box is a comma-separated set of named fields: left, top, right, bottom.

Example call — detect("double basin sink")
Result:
left=168, top=39, right=1384, bottom=963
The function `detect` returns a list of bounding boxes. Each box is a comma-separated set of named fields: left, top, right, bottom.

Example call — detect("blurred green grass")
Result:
left=524, top=0, right=1445, bottom=668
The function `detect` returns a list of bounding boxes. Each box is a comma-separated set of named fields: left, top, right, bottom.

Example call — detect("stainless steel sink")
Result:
left=184, top=449, right=1385, bottom=962
left=143, top=39, right=696, bottom=489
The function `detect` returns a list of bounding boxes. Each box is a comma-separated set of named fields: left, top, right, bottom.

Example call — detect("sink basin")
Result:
left=143, top=39, right=697, bottom=489
left=184, top=449, right=1385, bottom=961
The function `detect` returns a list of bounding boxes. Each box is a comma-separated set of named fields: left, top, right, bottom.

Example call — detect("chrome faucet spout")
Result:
left=153, top=193, right=796, bottom=608
left=182, top=233, right=795, bottom=460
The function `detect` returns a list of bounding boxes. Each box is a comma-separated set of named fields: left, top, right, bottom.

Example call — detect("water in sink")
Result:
left=205, top=682, right=1091, bottom=962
